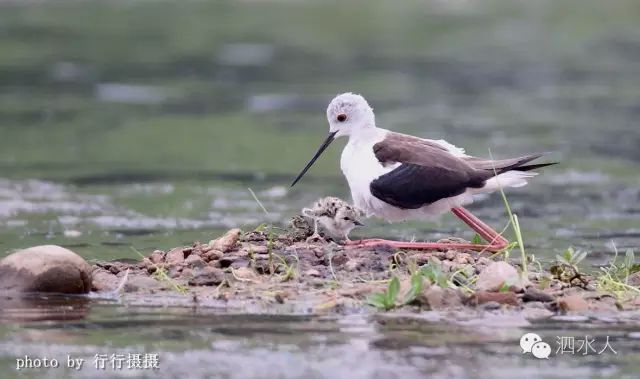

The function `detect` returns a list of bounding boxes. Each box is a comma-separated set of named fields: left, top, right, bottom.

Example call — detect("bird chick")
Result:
left=302, top=196, right=364, bottom=243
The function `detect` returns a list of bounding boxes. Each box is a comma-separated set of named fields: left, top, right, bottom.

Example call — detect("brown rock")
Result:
left=441, top=260, right=455, bottom=273
left=149, top=250, right=165, bottom=264
left=146, top=264, right=163, bottom=275
left=454, top=255, right=470, bottom=265
left=124, top=275, right=163, bottom=292
left=218, top=255, right=239, bottom=268
left=232, top=267, right=259, bottom=281
left=304, top=269, right=321, bottom=277
left=344, top=259, right=363, bottom=271
left=588, top=296, right=621, bottom=312
left=417, top=286, right=463, bottom=310
left=181, top=268, right=193, bottom=279
left=230, top=259, right=250, bottom=269
left=202, top=249, right=223, bottom=262
left=467, top=291, right=520, bottom=306
left=199, top=243, right=213, bottom=253
left=184, top=254, right=206, bottom=269
left=188, top=267, right=225, bottom=286
left=0, top=245, right=92, bottom=294
left=139, top=258, right=152, bottom=270
left=523, top=288, right=555, bottom=303
left=242, top=244, right=268, bottom=254
left=558, top=295, right=589, bottom=312
left=477, top=257, right=492, bottom=266
left=522, top=307, right=554, bottom=320
left=165, top=247, right=186, bottom=265
left=480, top=301, right=502, bottom=310
left=412, top=253, right=435, bottom=265
left=91, top=268, right=120, bottom=292
left=329, top=252, right=349, bottom=266
left=167, top=265, right=182, bottom=278
left=209, top=228, right=241, bottom=253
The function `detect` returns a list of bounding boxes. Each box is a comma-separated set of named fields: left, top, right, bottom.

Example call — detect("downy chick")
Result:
left=302, top=196, right=364, bottom=242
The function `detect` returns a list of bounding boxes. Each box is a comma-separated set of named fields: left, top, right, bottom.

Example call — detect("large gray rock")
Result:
left=0, top=245, right=92, bottom=294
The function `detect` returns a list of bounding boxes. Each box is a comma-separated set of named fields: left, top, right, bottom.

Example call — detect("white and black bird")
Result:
left=291, top=93, right=556, bottom=251
left=302, top=196, right=364, bottom=242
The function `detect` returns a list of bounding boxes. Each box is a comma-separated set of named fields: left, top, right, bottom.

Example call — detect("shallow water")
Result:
left=1, top=296, right=640, bottom=378
left=1, top=0, right=639, bottom=377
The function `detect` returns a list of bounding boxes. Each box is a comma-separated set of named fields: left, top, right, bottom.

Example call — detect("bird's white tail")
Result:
left=479, top=171, right=538, bottom=192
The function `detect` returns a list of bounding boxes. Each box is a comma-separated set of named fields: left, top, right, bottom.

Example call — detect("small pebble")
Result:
left=304, top=269, right=321, bottom=277
left=480, top=301, right=501, bottom=310
left=523, top=288, right=555, bottom=303
left=558, top=294, right=589, bottom=312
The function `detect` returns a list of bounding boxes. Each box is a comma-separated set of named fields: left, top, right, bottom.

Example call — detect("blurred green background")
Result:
left=1, top=0, right=639, bottom=261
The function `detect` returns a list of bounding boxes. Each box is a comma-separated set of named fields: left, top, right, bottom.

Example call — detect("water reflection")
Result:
left=0, top=294, right=90, bottom=322
left=1, top=304, right=639, bottom=378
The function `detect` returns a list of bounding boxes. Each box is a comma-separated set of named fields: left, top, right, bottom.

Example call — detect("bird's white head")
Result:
left=291, top=92, right=375, bottom=187
left=326, top=92, right=375, bottom=138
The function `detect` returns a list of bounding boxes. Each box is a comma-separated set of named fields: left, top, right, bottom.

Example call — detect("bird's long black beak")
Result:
left=291, top=131, right=337, bottom=187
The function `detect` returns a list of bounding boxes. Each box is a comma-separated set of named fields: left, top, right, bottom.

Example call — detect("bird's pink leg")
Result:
left=346, top=207, right=509, bottom=252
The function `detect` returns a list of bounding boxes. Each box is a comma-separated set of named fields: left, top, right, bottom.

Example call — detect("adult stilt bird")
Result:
left=291, top=93, right=555, bottom=251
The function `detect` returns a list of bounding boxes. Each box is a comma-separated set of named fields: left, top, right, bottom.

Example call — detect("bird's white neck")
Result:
left=345, top=125, right=386, bottom=145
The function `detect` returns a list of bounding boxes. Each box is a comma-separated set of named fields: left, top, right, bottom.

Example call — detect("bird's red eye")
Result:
left=337, top=114, right=347, bottom=122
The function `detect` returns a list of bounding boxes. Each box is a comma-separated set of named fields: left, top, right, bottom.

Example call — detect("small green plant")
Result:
left=537, top=275, right=552, bottom=290
left=367, top=276, right=400, bottom=311
left=527, top=253, right=544, bottom=273
left=132, top=248, right=188, bottom=294
left=419, top=260, right=449, bottom=288
left=402, top=271, right=425, bottom=305
left=266, top=228, right=276, bottom=275
left=471, top=233, right=483, bottom=245
left=248, top=188, right=280, bottom=275
left=368, top=259, right=479, bottom=310
left=597, top=247, right=640, bottom=300
left=489, top=149, right=527, bottom=276
left=556, top=247, right=588, bottom=268
left=550, top=247, right=588, bottom=286
left=248, top=187, right=270, bottom=215
left=389, top=251, right=407, bottom=273
left=274, top=253, right=299, bottom=282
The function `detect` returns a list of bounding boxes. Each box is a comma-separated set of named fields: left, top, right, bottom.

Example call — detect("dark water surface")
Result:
left=1, top=0, right=639, bottom=377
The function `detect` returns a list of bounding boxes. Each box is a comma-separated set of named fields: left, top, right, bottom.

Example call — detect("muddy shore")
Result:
left=87, top=222, right=640, bottom=322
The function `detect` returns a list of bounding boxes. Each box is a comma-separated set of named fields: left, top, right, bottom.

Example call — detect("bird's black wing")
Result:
left=370, top=163, right=486, bottom=209
left=370, top=133, right=489, bottom=209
